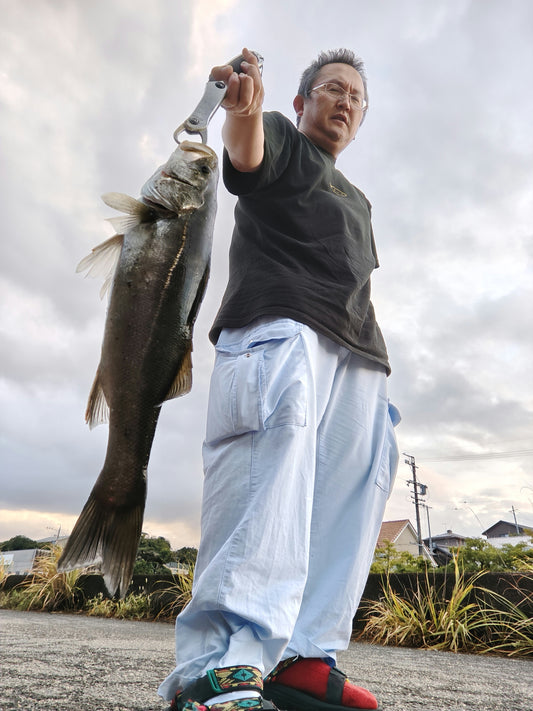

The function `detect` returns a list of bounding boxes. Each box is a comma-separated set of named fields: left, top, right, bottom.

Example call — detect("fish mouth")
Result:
left=160, top=171, right=193, bottom=186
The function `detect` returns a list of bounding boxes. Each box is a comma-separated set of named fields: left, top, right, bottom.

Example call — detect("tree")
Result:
left=449, top=537, right=533, bottom=572
left=133, top=534, right=174, bottom=576
left=175, top=547, right=198, bottom=567
left=370, top=540, right=427, bottom=574
left=0, top=535, right=41, bottom=551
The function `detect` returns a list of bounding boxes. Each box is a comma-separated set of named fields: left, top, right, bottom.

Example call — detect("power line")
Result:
left=417, top=448, right=533, bottom=463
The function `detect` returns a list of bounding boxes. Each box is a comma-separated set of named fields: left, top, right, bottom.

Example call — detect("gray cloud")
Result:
left=1, top=0, right=532, bottom=546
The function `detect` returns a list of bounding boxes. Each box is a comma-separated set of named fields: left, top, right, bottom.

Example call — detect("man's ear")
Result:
left=293, top=94, right=304, bottom=117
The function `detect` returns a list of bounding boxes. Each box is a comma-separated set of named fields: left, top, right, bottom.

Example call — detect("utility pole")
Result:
left=404, top=453, right=427, bottom=556
left=511, top=505, right=520, bottom=535
left=423, top=504, right=433, bottom=553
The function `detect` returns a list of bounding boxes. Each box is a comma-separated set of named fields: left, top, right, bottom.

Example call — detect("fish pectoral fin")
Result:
left=85, top=367, right=109, bottom=428
left=165, top=346, right=193, bottom=400
left=76, top=233, right=124, bottom=300
left=101, top=192, right=152, bottom=219
left=101, top=192, right=155, bottom=230
left=105, top=214, right=143, bottom=234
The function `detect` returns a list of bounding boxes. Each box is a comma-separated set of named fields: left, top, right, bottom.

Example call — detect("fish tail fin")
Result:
left=58, top=491, right=144, bottom=598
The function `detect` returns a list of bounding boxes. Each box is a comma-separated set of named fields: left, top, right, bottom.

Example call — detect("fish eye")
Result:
left=200, top=164, right=210, bottom=175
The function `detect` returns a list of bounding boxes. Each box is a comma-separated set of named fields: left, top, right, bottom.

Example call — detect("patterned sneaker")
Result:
left=170, top=665, right=280, bottom=711
left=263, top=657, right=379, bottom=710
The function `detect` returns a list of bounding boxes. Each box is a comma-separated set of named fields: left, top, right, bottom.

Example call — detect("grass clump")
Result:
left=0, top=547, right=195, bottom=622
left=359, top=557, right=532, bottom=657
left=1, top=545, right=85, bottom=612
left=85, top=592, right=151, bottom=620
left=153, top=565, right=195, bottom=620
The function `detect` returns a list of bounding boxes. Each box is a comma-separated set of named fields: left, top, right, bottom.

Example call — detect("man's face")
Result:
left=294, top=63, right=366, bottom=158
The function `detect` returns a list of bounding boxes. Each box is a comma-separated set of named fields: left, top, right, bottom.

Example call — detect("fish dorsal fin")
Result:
left=76, top=233, right=124, bottom=300
left=85, top=366, right=109, bottom=428
left=164, top=346, right=193, bottom=401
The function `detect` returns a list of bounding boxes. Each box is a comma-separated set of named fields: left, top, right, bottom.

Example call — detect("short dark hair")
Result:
left=296, top=48, right=368, bottom=126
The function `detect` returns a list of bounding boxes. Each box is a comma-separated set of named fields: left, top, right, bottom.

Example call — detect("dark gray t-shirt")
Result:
left=209, top=111, right=390, bottom=374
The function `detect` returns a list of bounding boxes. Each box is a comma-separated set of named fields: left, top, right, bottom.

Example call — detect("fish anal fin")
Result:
left=85, top=367, right=109, bottom=429
left=165, top=346, right=193, bottom=401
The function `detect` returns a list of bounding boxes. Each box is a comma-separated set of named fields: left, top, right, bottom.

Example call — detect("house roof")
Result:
left=376, top=519, right=413, bottom=547
left=482, top=520, right=533, bottom=537
left=427, top=529, right=467, bottom=542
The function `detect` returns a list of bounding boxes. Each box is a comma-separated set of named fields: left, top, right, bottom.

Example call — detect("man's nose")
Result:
left=337, top=91, right=351, bottom=109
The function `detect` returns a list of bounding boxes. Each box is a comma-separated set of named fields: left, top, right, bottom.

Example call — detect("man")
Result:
left=159, top=47, right=400, bottom=711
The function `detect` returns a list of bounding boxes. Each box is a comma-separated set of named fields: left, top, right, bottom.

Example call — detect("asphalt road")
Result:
left=1, top=609, right=532, bottom=711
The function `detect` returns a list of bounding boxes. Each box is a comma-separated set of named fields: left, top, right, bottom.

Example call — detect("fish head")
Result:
left=140, top=141, right=218, bottom=214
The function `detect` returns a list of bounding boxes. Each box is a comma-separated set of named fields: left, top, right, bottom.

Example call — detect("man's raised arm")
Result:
left=210, top=47, right=265, bottom=173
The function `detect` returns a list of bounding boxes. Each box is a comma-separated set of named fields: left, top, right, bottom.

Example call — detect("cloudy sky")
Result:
left=1, top=0, right=532, bottom=551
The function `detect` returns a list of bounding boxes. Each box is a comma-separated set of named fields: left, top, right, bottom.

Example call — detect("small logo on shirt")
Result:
left=329, top=184, right=347, bottom=197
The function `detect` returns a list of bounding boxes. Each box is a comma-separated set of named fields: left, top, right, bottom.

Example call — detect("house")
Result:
left=36, top=535, right=69, bottom=549
left=482, top=520, right=533, bottom=549
left=421, top=529, right=468, bottom=566
left=424, top=529, right=468, bottom=549
left=0, top=549, right=48, bottom=575
left=0, top=536, right=69, bottom=576
left=482, top=520, right=533, bottom=539
left=376, top=519, right=436, bottom=564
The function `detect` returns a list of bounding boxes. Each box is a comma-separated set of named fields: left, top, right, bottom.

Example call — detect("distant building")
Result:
left=482, top=520, right=533, bottom=539
left=482, top=520, right=533, bottom=549
left=36, top=535, right=69, bottom=549
left=422, top=529, right=468, bottom=567
left=0, top=549, right=48, bottom=575
left=424, top=529, right=468, bottom=549
left=0, top=536, right=69, bottom=576
left=376, top=519, right=436, bottom=564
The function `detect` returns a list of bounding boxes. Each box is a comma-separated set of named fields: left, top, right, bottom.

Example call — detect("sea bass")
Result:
left=58, top=141, right=218, bottom=596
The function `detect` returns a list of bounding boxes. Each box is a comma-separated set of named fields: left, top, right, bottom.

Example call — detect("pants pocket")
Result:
left=205, top=320, right=308, bottom=444
left=375, top=402, right=401, bottom=497
left=205, top=348, right=264, bottom=443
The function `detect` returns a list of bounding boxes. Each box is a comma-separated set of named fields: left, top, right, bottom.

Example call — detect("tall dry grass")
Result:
left=3, top=545, right=85, bottom=612
left=359, top=557, right=533, bottom=657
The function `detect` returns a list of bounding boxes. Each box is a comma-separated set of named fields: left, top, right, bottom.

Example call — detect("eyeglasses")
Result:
left=309, top=82, right=368, bottom=112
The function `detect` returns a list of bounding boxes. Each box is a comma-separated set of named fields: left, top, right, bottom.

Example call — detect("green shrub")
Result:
left=448, top=537, right=533, bottom=572
left=371, top=540, right=428, bottom=574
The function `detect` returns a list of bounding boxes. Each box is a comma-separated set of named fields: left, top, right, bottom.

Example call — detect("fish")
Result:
left=58, top=141, right=218, bottom=597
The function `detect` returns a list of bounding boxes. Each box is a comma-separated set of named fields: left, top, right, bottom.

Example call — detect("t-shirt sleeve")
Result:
left=223, top=112, right=295, bottom=195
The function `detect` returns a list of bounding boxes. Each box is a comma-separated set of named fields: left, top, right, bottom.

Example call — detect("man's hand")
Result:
left=213, top=48, right=265, bottom=117
left=211, top=48, right=265, bottom=172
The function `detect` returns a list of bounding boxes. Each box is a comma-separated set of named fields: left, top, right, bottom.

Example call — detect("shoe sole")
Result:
left=263, top=685, right=380, bottom=711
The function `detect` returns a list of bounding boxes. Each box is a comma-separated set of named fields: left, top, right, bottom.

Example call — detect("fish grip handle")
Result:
left=174, top=50, right=264, bottom=144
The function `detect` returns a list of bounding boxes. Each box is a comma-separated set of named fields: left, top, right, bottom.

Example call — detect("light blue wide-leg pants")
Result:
left=159, top=318, right=400, bottom=700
